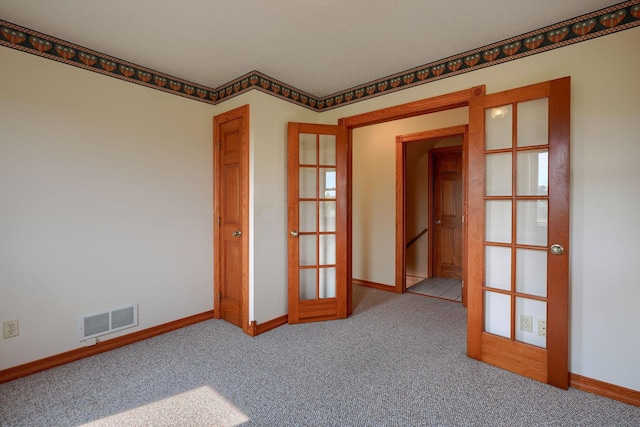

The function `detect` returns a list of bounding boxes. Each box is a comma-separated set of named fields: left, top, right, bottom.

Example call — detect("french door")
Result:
left=287, top=123, right=348, bottom=323
left=467, top=77, right=571, bottom=388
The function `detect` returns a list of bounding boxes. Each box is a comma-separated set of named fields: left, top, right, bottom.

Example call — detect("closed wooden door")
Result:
left=467, top=77, right=570, bottom=388
left=287, top=123, right=348, bottom=323
left=432, top=147, right=463, bottom=279
left=214, top=106, right=249, bottom=331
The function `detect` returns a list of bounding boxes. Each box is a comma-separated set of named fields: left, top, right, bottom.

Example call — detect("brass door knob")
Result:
left=550, top=244, right=564, bottom=255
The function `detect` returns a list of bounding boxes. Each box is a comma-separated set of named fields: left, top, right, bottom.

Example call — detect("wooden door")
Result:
left=467, top=77, right=570, bottom=388
left=214, top=106, right=249, bottom=331
left=432, top=147, right=463, bottom=280
left=287, top=123, right=348, bottom=323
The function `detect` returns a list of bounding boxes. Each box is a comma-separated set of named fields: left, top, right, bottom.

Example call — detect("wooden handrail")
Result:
left=406, top=227, right=428, bottom=248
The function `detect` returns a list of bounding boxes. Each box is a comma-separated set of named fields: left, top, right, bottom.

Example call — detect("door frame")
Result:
left=287, top=123, right=348, bottom=324
left=339, top=87, right=483, bottom=312
left=395, top=126, right=467, bottom=303
left=213, top=104, right=250, bottom=334
left=466, top=77, right=571, bottom=388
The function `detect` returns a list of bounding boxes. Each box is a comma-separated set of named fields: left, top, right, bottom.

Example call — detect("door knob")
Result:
left=232, top=230, right=242, bottom=237
left=290, top=230, right=299, bottom=237
left=435, top=220, right=441, bottom=225
left=550, top=244, right=564, bottom=255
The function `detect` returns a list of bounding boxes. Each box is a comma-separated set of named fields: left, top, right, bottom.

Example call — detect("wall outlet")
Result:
left=538, top=319, right=547, bottom=337
left=3, top=319, right=19, bottom=339
left=520, top=315, right=533, bottom=333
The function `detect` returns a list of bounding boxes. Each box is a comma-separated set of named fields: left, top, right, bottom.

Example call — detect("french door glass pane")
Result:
left=516, top=200, right=548, bottom=246
left=319, top=267, right=336, bottom=298
left=516, top=249, right=547, bottom=297
left=299, top=167, right=316, bottom=198
left=485, top=200, right=512, bottom=243
left=485, top=246, right=511, bottom=291
left=320, top=168, right=337, bottom=198
left=299, top=201, right=317, bottom=232
left=299, top=133, right=317, bottom=164
left=517, top=150, right=548, bottom=196
left=320, top=201, right=336, bottom=232
left=319, top=135, right=336, bottom=166
left=485, top=105, right=512, bottom=150
left=299, top=268, right=317, bottom=300
left=299, top=235, right=316, bottom=266
left=517, top=98, right=549, bottom=147
left=484, top=291, right=511, bottom=338
left=486, top=152, right=512, bottom=196
left=515, top=297, right=547, bottom=348
left=319, top=234, right=336, bottom=265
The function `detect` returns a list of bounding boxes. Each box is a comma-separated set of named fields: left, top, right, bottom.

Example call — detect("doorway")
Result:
left=396, top=126, right=467, bottom=304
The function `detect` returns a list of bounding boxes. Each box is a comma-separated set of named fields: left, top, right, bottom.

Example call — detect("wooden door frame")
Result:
left=395, top=127, right=467, bottom=299
left=338, top=87, right=484, bottom=310
left=287, top=123, right=348, bottom=324
left=467, top=77, right=571, bottom=388
left=213, top=104, right=250, bottom=334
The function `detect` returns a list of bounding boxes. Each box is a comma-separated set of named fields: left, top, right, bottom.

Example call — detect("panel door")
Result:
left=433, top=147, right=463, bottom=280
left=287, top=123, right=348, bottom=323
left=214, top=106, right=249, bottom=331
left=467, top=77, right=570, bottom=388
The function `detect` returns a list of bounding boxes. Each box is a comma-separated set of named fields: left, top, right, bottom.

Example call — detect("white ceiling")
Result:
left=0, top=0, right=622, bottom=97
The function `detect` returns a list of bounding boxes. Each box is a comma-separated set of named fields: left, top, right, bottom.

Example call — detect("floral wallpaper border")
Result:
left=1, top=1, right=638, bottom=111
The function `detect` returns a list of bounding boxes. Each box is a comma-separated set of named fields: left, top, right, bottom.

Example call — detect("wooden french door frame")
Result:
left=467, top=77, right=571, bottom=389
left=395, top=126, right=468, bottom=305
left=287, top=123, right=348, bottom=323
left=213, top=105, right=250, bottom=334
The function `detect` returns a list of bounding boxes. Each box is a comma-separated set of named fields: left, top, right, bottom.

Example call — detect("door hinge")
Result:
left=218, top=293, right=221, bottom=302
left=217, top=140, right=221, bottom=150
left=462, top=215, right=465, bottom=224
left=218, top=216, right=221, bottom=226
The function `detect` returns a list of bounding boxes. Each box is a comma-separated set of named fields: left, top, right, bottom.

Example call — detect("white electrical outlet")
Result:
left=520, top=315, right=533, bottom=333
left=538, top=319, right=547, bottom=337
left=3, top=319, right=19, bottom=339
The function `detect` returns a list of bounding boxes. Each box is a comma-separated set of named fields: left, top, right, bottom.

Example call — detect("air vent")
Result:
left=79, top=304, right=138, bottom=341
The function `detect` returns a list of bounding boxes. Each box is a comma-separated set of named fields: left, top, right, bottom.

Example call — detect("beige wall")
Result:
left=2, top=24, right=639, bottom=393
left=0, top=46, right=217, bottom=369
left=405, top=142, right=430, bottom=279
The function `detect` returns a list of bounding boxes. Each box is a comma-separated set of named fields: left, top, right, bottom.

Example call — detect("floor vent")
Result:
left=79, top=304, right=138, bottom=341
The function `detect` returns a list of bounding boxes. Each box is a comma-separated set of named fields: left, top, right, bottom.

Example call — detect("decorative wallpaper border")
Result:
left=1, top=1, right=638, bottom=111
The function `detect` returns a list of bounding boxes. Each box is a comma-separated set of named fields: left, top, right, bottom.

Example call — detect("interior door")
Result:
left=433, top=147, right=463, bottom=280
left=287, top=123, right=348, bottom=323
left=214, top=106, right=249, bottom=331
left=467, top=77, right=570, bottom=389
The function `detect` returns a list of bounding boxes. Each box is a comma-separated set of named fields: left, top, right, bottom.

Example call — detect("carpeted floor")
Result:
left=1, top=285, right=638, bottom=426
